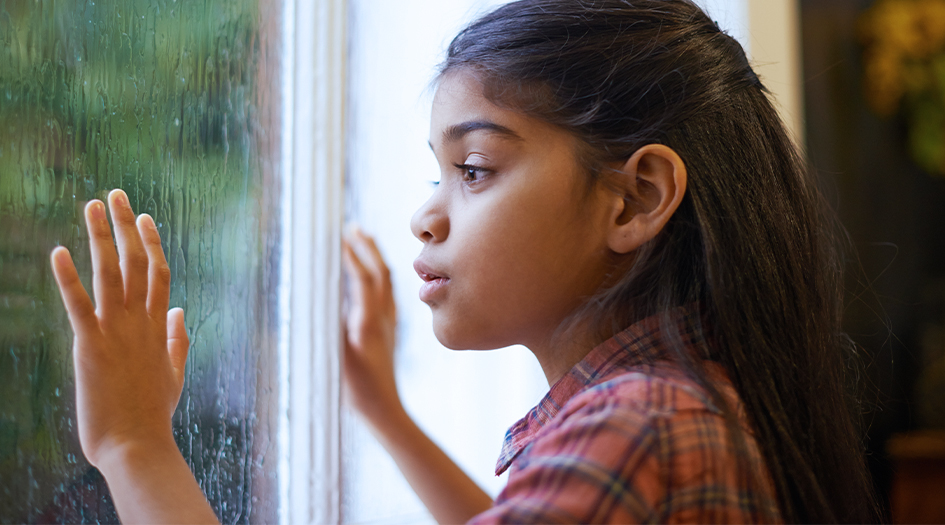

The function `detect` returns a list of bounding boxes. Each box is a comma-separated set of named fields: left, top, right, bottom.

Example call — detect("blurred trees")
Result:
left=0, top=0, right=280, bottom=522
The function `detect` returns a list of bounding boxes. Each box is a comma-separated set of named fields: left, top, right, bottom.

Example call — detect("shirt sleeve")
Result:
left=468, top=396, right=666, bottom=524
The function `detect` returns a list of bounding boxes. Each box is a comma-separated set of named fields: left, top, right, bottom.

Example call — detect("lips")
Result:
left=413, top=259, right=447, bottom=281
left=413, top=259, right=450, bottom=302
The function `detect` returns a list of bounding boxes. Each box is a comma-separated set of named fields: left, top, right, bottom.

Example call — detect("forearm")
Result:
left=369, top=406, right=494, bottom=524
left=97, top=438, right=219, bottom=524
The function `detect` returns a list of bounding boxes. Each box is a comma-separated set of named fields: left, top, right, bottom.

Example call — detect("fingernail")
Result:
left=53, top=246, right=71, bottom=265
left=348, top=222, right=366, bottom=234
left=139, top=213, right=157, bottom=231
left=89, top=201, right=106, bottom=221
left=111, top=189, right=128, bottom=208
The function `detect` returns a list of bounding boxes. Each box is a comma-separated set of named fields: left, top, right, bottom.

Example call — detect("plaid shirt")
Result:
left=469, top=307, right=783, bottom=524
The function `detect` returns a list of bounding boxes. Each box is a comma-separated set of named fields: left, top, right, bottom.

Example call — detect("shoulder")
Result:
left=565, top=361, right=725, bottom=419
left=511, top=364, right=723, bottom=474
left=470, top=364, right=782, bottom=524
left=515, top=364, right=738, bottom=493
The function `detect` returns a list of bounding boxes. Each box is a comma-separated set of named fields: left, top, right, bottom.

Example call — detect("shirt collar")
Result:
left=494, top=304, right=710, bottom=475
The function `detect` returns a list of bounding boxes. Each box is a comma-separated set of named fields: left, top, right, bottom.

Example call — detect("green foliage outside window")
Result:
left=0, top=0, right=280, bottom=521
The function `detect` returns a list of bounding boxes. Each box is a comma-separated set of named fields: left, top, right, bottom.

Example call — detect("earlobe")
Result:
left=606, top=144, right=687, bottom=254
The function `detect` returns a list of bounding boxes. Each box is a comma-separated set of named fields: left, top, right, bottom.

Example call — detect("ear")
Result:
left=605, top=144, right=687, bottom=254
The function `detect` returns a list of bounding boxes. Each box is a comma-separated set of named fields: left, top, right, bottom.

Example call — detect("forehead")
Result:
left=431, top=71, right=494, bottom=119
left=429, top=71, right=556, bottom=149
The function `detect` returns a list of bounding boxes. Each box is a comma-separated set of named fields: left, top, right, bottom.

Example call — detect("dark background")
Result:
left=801, top=0, right=945, bottom=514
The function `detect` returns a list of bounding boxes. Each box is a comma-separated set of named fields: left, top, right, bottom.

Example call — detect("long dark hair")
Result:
left=440, top=1, right=879, bottom=522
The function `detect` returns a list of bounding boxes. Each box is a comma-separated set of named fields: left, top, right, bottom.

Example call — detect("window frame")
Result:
left=278, top=0, right=347, bottom=522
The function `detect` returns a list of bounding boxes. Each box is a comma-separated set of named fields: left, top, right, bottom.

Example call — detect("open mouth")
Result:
left=413, top=260, right=450, bottom=302
left=418, top=271, right=447, bottom=283
left=413, top=260, right=448, bottom=282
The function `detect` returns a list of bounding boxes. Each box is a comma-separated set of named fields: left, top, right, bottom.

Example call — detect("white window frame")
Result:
left=279, top=0, right=347, bottom=523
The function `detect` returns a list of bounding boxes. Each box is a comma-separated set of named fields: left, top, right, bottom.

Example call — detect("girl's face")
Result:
left=411, top=71, right=617, bottom=351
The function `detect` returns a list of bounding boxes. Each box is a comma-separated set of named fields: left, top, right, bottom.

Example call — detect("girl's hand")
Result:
left=342, top=229, right=494, bottom=522
left=342, top=228, right=403, bottom=429
left=50, top=189, right=188, bottom=468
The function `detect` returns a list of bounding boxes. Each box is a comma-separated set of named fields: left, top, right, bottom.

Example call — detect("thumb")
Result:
left=167, top=307, right=190, bottom=387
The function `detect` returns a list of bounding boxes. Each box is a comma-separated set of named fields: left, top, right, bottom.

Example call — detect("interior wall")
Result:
left=747, top=0, right=805, bottom=145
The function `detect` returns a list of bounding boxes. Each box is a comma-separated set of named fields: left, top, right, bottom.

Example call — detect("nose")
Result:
left=410, top=190, right=448, bottom=244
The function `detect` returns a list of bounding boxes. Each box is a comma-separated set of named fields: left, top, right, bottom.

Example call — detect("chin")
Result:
left=431, top=316, right=507, bottom=351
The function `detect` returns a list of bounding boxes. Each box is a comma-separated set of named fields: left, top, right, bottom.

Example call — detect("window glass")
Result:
left=0, top=0, right=281, bottom=522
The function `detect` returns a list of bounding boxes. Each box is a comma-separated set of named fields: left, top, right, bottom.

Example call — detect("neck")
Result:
left=526, top=317, right=608, bottom=386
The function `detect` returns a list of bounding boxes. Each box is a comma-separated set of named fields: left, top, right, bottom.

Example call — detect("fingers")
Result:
left=50, top=247, right=98, bottom=334
left=346, top=228, right=395, bottom=311
left=86, top=200, right=124, bottom=316
left=342, top=240, right=370, bottom=310
left=349, top=228, right=391, bottom=286
left=167, top=308, right=189, bottom=388
left=343, top=228, right=399, bottom=338
left=108, top=189, right=150, bottom=308
left=137, top=214, right=171, bottom=320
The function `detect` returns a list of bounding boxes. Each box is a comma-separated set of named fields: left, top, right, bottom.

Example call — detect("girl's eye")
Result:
left=453, top=163, right=489, bottom=183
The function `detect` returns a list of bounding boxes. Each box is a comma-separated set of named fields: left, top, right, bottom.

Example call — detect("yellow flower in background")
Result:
left=860, top=0, right=945, bottom=176
left=860, top=0, right=924, bottom=57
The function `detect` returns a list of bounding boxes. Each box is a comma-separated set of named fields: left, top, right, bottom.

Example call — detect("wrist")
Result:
left=361, top=400, right=414, bottom=443
left=94, top=431, right=182, bottom=479
left=89, top=430, right=220, bottom=524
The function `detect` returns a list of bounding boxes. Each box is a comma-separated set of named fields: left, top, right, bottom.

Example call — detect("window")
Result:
left=0, top=1, right=283, bottom=521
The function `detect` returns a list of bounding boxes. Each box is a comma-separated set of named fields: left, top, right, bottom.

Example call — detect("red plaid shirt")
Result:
left=469, top=307, right=783, bottom=524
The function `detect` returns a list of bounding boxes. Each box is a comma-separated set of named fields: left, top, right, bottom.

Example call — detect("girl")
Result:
left=50, top=0, right=880, bottom=522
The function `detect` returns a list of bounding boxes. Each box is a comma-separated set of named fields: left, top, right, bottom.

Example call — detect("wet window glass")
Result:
left=0, top=1, right=282, bottom=522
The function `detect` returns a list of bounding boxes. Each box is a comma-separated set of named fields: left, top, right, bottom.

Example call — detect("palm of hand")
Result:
left=51, top=190, right=188, bottom=467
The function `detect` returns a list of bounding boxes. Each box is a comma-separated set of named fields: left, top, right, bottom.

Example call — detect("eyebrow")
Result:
left=441, top=120, right=523, bottom=144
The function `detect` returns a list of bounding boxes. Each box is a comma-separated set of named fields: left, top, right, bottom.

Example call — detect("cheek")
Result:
left=468, top=185, right=561, bottom=257
left=425, top=221, right=553, bottom=350
left=466, top=189, right=592, bottom=287
left=426, top=165, right=610, bottom=349
left=428, top=261, right=532, bottom=350
left=432, top=210, right=594, bottom=348
left=463, top=199, right=556, bottom=295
